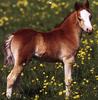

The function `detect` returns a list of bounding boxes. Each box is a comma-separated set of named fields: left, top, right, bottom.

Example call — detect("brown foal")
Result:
left=3, top=0, right=92, bottom=99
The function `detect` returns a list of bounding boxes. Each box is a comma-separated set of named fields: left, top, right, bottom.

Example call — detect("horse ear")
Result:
left=74, top=2, right=81, bottom=10
left=84, top=0, right=89, bottom=8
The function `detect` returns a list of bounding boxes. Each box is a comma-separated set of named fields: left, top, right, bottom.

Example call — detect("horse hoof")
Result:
left=6, top=88, right=12, bottom=99
left=6, top=93, right=11, bottom=99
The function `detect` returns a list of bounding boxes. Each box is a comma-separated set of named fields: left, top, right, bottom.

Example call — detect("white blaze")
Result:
left=80, top=9, right=92, bottom=31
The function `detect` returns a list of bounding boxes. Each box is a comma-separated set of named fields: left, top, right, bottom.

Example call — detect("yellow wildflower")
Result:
left=17, top=0, right=28, bottom=7
left=0, top=19, right=4, bottom=26
left=73, top=94, right=80, bottom=99
left=58, top=91, right=63, bottom=96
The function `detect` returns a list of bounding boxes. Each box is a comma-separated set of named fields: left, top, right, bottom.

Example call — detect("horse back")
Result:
left=11, top=29, right=38, bottom=63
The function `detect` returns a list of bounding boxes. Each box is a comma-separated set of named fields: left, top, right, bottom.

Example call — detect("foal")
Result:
left=4, top=0, right=93, bottom=99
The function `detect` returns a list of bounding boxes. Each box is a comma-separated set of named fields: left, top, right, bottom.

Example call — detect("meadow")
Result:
left=0, top=0, right=98, bottom=100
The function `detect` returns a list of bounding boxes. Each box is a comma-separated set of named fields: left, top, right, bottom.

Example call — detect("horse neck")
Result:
left=60, top=11, right=82, bottom=46
left=61, top=11, right=81, bottom=34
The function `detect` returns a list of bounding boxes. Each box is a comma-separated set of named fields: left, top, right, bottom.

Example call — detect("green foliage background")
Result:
left=0, top=0, right=98, bottom=100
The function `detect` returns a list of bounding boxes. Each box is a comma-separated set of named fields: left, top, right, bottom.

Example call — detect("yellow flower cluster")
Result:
left=95, top=75, right=98, bottom=81
left=34, top=95, right=39, bottom=100
left=55, top=62, right=63, bottom=69
left=0, top=16, right=9, bottom=26
left=82, top=78, right=89, bottom=85
left=58, top=90, right=66, bottom=96
left=95, top=30, right=98, bottom=44
left=17, top=0, right=28, bottom=7
left=77, top=39, right=93, bottom=64
left=73, top=94, right=80, bottom=99
left=47, top=1, right=58, bottom=9
left=93, top=1, right=98, bottom=5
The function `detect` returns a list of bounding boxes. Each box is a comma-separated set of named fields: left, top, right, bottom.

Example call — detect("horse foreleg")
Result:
left=63, top=57, right=74, bottom=97
left=6, top=65, right=23, bottom=99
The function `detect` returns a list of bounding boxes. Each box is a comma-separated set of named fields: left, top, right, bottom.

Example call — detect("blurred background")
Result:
left=0, top=0, right=98, bottom=99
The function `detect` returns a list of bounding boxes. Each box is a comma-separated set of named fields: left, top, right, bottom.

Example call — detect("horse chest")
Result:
left=59, top=41, right=79, bottom=60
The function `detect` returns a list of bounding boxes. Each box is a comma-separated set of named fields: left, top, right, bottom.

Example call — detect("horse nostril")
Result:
left=86, top=28, right=89, bottom=32
left=86, top=28, right=92, bottom=33
left=86, top=28, right=93, bottom=34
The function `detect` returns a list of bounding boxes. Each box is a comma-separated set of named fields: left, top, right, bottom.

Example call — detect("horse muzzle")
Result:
left=86, top=28, right=93, bottom=33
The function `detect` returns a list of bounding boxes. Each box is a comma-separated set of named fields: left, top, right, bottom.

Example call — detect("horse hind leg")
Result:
left=6, top=51, right=23, bottom=99
left=6, top=63, right=23, bottom=99
left=6, top=64, right=23, bottom=99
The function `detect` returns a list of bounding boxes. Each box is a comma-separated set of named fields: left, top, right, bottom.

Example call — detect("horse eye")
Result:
left=78, top=17, right=82, bottom=21
left=90, top=15, right=92, bottom=20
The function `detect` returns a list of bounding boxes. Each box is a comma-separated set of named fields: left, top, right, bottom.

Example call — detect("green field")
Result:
left=0, top=0, right=98, bottom=100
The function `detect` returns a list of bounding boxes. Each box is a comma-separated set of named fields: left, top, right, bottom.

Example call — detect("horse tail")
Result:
left=3, top=35, right=14, bottom=67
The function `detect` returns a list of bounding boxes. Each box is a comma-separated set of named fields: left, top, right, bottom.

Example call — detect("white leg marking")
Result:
left=64, top=62, right=72, bottom=96
left=6, top=87, right=12, bottom=99
left=63, top=57, right=74, bottom=97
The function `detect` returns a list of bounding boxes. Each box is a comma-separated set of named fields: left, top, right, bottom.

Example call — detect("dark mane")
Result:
left=54, top=11, right=75, bottom=28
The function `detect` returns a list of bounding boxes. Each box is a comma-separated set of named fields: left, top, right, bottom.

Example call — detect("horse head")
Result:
left=75, top=0, right=93, bottom=33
